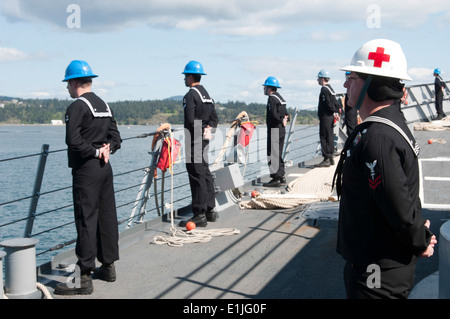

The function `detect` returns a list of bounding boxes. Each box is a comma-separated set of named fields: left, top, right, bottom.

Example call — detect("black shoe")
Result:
left=263, top=178, right=281, bottom=187
left=178, top=213, right=207, bottom=227
left=314, top=158, right=331, bottom=167
left=93, top=263, right=116, bottom=282
left=206, top=210, right=218, bottom=222
left=330, top=157, right=335, bottom=165
left=54, top=274, right=93, bottom=296
left=279, top=177, right=286, bottom=185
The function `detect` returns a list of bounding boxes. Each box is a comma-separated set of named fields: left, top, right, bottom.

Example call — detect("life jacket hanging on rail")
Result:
left=157, top=137, right=181, bottom=173
left=238, top=122, right=256, bottom=147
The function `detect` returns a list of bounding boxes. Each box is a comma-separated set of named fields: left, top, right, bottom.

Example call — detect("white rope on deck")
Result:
left=153, top=226, right=240, bottom=247
left=2, top=283, right=53, bottom=299
left=239, top=162, right=337, bottom=210
left=414, top=116, right=450, bottom=131
left=427, top=138, right=447, bottom=144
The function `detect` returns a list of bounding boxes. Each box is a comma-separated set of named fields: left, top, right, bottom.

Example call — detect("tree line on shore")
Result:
left=0, top=97, right=319, bottom=125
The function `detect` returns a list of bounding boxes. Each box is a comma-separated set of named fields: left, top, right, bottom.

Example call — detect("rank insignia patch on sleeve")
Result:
left=366, top=160, right=381, bottom=189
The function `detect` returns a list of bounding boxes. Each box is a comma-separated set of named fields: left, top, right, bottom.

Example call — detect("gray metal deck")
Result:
left=39, top=124, right=450, bottom=300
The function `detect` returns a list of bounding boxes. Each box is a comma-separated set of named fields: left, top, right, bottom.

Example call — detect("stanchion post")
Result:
left=24, top=144, right=49, bottom=238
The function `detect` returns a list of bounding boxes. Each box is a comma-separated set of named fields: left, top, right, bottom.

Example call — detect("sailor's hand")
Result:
left=99, top=143, right=111, bottom=163
left=420, top=235, right=437, bottom=258
left=420, top=220, right=437, bottom=258
left=203, top=126, right=212, bottom=140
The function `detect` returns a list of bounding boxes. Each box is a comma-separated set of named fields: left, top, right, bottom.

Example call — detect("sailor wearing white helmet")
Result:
left=333, top=39, right=437, bottom=299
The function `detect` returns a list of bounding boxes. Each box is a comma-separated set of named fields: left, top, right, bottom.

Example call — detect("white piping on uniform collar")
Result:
left=190, top=87, right=214, bottom=103
left=77, top=96, right=112, bottom=118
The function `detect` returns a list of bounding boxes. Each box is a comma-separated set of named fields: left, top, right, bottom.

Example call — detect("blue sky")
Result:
left=1, top=0, right=450, bottom=109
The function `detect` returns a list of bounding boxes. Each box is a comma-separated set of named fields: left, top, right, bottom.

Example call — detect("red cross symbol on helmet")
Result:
left=368, top=47, right=390, bottom=68
left=340, top=39, right=412, bottom=81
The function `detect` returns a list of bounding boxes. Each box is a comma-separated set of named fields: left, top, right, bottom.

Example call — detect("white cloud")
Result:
left=2, top=0, right=450, bottom=36
left=0, top=46, right=48, bottom=63
left=310, top=30, right=350, bottom=43
left=408, top=67, right=434, bottom=82
left=0, top=47, right=28, bottom=62
left=98, top=80, right=116, bottom=88
left=31, top=91, right=51, bottom=98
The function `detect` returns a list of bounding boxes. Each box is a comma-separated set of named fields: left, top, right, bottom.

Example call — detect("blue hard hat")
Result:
left=263, top=76, right=281, bottom=88
left=317, top=69, right=331, bottom=78
left=63, top=60, right=98, bottom=82
left=182, top=61, right=206, bottom=75
left=434, top=68, right=441, bottom=75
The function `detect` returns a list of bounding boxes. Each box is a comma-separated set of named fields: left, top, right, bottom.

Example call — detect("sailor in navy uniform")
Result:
left=316, top=70, right=340, bottom=167
left=343, top=72, right=358, bottom=135
left=433, top=68, right=446, bottom=120
left=262, top=76, right=289, bottom=188
left=55, top=60, right=122, bottom=295
left=343, top=92, right=358, bottom=135
left=334, top=39, right=436, bottom=299
left=180, top=61, right=219, bottom=227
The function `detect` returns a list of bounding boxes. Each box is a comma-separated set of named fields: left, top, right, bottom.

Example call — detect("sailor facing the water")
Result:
left=179, top=61, right=219, bottom=227
left=55, top=60, right=122, bottom=295
left=433, top=68, right=446, bottom=120
left=343, top=72, right=358, bottom=136
left=333, top=39, right=437, bottom=299
left=315, top=70, right=340, bottom=167
left=262, top=76, right=289, bottom=187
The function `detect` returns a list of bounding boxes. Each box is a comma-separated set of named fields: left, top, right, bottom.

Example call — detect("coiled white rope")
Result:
left=2, top=283, right=53, bottom=299
left=414, top=116, right=450, bottom=131
left=239, top=162, right=337, bottom=210
left=153, top=226, right=240, bottom=247
left=152, top=126, right=240, bottom=247
left=36, top=282, right=53, bottom=299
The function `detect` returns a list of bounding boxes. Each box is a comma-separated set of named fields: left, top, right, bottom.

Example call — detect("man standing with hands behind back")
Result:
left=55, top=60, right=122, bottom=295
left=316, top=69, right=340, bottom=168
left=179, top=60, right=219, bottom=228
left=262, top=76, right=289, bottom=188
left=433, top=68, right=446, bottom=120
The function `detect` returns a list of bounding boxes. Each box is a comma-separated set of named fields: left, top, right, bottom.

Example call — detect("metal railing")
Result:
left=0, top=109, right=321, bottom=266
left=402, top=81, right=450, bottom=123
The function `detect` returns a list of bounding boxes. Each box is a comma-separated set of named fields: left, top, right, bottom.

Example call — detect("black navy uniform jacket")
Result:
left=65, top=92, right=121, bottom=169
left=183, top=85, right=219, bottom=141
left=266, top=92, right=288, bottom=178
left=318, top=84, right=339, bottom=118
left=183, top=84, right=218, bottom=215
left=266, top=92, right=288, bottom=129
left=336, top=102, right=433, bottom=268
left=434, top=75, right=446, bottom=96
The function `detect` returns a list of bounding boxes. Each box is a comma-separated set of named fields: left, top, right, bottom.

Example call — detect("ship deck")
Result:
left=40, top=125, right=450, bottom=301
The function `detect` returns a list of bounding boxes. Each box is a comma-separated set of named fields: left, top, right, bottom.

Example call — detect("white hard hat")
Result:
left=340, top=39, right=412, bottom=81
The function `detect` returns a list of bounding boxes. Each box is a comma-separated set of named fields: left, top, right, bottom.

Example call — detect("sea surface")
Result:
left=0, top=124, right=319, bottom=265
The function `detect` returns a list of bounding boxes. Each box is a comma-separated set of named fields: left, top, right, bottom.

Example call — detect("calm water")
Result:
left=0, top=124, right=319, bottom=265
